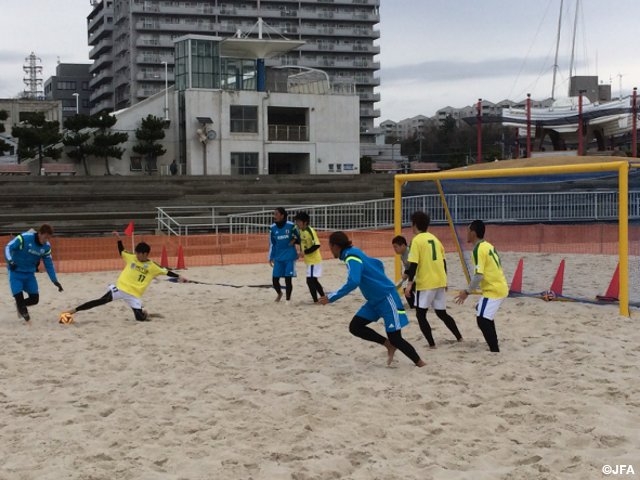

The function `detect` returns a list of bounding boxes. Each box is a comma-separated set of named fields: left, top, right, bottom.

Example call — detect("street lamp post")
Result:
left=161, top=61, right=169, bottom=122
left=72, top=92, right=79, bottom=115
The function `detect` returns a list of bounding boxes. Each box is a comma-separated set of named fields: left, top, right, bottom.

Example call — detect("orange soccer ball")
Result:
left=58, top=312, right=74, bottom=325
left=541, top=290, right=556, bottom=302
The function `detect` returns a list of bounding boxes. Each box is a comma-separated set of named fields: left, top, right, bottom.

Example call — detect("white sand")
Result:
left=0, top=253, right=638, bottom=479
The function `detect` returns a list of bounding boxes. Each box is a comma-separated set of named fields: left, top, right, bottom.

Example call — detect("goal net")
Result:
left=393, top=158, right=639, bottom=317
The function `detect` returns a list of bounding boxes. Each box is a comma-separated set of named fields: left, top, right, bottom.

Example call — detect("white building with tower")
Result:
left=89, top=33, right=360, bottom=176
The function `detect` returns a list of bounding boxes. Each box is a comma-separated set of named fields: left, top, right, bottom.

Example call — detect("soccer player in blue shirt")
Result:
left=268, top=207, right=300, bottom=303
left=319, top=231, right=425, bottom=367
left=4, top=224, right=63, bottom=322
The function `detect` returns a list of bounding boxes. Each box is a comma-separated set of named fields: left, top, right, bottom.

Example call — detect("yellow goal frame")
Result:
left=394, top=160, right=631, bottom=317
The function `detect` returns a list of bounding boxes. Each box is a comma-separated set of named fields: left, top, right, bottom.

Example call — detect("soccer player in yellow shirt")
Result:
left=61, top=231, right=187, bottom=321
left=404, top=211, right=463, bottom=348
left=294, top=212, right=325, bottom=303
left=454, top=220, right=508, bottom=352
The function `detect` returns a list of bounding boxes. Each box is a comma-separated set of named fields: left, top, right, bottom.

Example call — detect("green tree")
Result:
left=132, top=115, right=166, bottom=174
left=88, top=113, right=128, bottom=176
left=11, top=112, right=62, bottom=173
left=63, top=114, right=93, bottom=175
left=0, top=110, right=10, bottom=156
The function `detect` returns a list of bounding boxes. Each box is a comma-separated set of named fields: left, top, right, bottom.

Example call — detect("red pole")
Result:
left=632, top=87, right=637, bottom=158
left=476, top=98, right=482, bottom=163
left=578, top=90, right=584, bottom=156
left=526, top=94, right=531, bottom=158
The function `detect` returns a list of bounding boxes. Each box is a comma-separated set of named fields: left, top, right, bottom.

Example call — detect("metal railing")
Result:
left=267, top=125, right=309, bottom=141
left=157, top=190, right=640, bottom=236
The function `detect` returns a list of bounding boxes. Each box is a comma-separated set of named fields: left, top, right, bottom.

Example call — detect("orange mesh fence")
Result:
left=0, top=223, right=632, bottom=274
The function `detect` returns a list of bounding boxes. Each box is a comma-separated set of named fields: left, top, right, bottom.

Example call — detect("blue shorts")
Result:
left=9, top=271, right=39, bottom=296
left=356, top=290, right=409, bottom=333
left=272, top=260, right=296, bottom=278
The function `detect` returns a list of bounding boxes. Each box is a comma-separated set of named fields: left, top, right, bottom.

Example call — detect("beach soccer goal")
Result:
left=393, top=158, right=639, bottom=317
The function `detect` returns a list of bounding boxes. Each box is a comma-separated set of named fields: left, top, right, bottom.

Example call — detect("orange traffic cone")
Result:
left=176, top=245, right=186, bottom=270
left=509, top=258, right=524, bottom=294
left=596, top=263, right=619, bottom=302
left=160, top=245, right=169, bottom=268
left=549, top=259, right=565, bottom=296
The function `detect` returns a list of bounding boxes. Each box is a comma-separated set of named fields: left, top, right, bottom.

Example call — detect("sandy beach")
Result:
left=0, top=252, right=638, bottom=479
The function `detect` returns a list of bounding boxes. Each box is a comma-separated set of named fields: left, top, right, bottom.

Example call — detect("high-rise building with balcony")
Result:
left=86, top=0, right=380, bottom=142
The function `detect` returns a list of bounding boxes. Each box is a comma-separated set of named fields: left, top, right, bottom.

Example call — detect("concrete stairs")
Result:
left=0, top=174, right=394, bottom=236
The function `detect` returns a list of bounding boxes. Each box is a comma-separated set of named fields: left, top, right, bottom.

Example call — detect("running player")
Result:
left=294, top=211, right=325, bottom=303
left=404, top=211, right=462, bottom=347
left=391, top=235, right=415, bottom=308
left=268, top=207, right=299, bottom=303
left=318, top=231, right=426, bottom=367
left=4, top=224, right=63, bottom=322
left=454, top=220, right=508, bottom=352
left=61, top=231, right=187, bottom=321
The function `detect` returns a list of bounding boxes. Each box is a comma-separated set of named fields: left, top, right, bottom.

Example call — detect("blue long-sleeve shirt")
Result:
left=328, top=246, right=395, bottom=303
left=268, top=220, right=299, bottom=262
left=4, top=231, right=59, bottom=283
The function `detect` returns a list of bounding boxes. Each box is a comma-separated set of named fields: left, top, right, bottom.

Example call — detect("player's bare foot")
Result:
left=415, top=359, right=426, bottom=367
left=384, top=339, right=396, bottom=366
left=274, top=292, right=283, bottom=302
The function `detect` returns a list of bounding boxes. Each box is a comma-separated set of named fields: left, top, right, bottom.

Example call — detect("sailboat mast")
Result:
left=551, top=0, right=563, bottom=100
left=568, top=0, right=580, bottom=82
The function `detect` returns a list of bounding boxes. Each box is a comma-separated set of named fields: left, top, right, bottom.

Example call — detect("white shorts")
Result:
left=108, top=284, right=143, bottom=310
left=306, top=263, right=323, bottom=278
left=415, top=287, right=447, bottom=310
left=475, top=297, right=504, bottom=320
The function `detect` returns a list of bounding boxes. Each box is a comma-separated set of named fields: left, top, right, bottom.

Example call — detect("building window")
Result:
left=230, top=152, right=258, bottom=175
left=230, top=105, right=258, bottom=133
left=57, top=81, right=77, bottom=90
left=130, top=156, right=143, bottom=172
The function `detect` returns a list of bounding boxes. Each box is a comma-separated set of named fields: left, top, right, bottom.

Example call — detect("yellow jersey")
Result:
left=407, top=231, right=447, bottom=290
left=472, top=240, right=508, bottom=299
left=299, top=226, right=322, bottom=265
left=116, top=251, right=169, bottom=298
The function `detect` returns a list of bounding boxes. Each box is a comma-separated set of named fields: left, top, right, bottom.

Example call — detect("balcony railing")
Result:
left=268, top=125, right=309, bottom=142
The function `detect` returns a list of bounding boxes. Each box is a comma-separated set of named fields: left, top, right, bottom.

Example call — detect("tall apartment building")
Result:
left=87, top=0, right=380, bottom=142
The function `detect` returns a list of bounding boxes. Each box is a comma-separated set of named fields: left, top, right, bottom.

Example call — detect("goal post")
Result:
left=393, top=160, right=631, bottom=317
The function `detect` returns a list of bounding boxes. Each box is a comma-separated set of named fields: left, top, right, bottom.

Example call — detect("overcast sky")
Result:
left=1, top=0, right=639, bottom=122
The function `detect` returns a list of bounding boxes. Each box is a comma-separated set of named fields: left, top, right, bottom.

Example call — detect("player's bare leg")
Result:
left=274, top=292, right=283, bottom=302
left=384, top=339, right=396, bottom=366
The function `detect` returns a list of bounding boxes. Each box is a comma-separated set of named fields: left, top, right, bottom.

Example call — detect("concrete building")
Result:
left=0, top=99, right=62, bottom=132
left=86, top=0, right=380, bottom=143
left=0, top=98, right=62, bottom=166
left=44, top=63, right=93, bottom=121
left=82, top=34, right=360, bottom=177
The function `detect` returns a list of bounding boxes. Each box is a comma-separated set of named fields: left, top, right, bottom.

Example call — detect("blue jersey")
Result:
left=328, top=246, right=395, bottom=304
left=4, top=231, right=58, bottom=283
left=268, top=220, right=299, bottom=262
